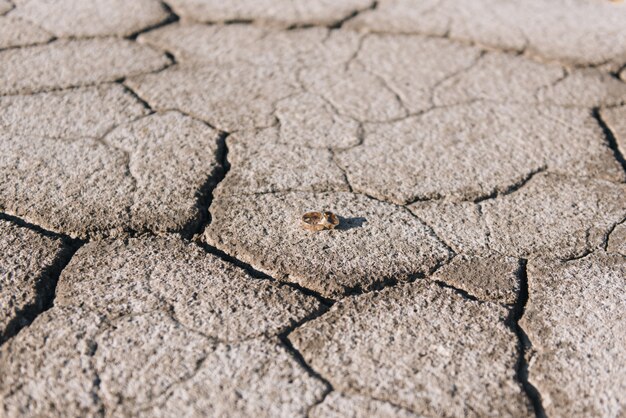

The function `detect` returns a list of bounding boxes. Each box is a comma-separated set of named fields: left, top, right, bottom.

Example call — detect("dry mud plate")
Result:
left=1, top=0, right=626, bottom=417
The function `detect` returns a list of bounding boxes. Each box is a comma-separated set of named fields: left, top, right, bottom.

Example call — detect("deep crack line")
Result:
left=118, top=81, right=155, bottom=113
left=593, top=107, right=626, bottom=176
left=473, top=165, right=547, bottom=204
left=327, top=0, right=378, bottom=30
left=182, top=130, right=230, bottom=239
left=507, top=259, right=547, bottom=418
left=194, top=240, right=335, bottom=307
left=126, top=0, right=180, bottom=40
left=431, top=279, right=480, bottom=302
left=0, top=212, right=85, bottom=346
left=603, top=216, right=626, bottom=251
left=279, top=309, right=334, bottom=417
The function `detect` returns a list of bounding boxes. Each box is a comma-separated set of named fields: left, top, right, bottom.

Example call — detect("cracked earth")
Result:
left=1, top=0, right=625, bottom=417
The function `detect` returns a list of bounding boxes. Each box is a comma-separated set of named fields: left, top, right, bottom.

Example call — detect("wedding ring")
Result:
left=301, top=211, right=339, bottom=231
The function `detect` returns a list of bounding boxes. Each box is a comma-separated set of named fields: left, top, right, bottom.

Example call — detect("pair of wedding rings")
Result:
left=301, top=211, right=339, bottom=231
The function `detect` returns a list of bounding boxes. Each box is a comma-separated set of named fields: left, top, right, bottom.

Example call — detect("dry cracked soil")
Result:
left=1, top=0, right=626, bottom=417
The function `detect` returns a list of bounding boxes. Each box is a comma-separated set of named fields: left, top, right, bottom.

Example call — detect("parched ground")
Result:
left=1, top=0, right=625, bottom=417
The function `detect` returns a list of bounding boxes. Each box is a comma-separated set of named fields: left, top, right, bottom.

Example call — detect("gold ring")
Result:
left=301, top=211, right=339, bottom=231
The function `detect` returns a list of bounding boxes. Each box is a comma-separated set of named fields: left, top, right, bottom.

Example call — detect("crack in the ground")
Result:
left=340, top=30, right=368, bottom=71
left=603, top=216, right=626, bottom=251
left=401, top=165, right=549, bottom=207
left=473, top=166, right=547, bottom=204
left=533, top=67, right=569, bottom=101
left=0, top=34, right=58, bottom=53
left=0, top=55, right=175, bottom=99
left=0, top=212, right=85, bottom=346
left=593, top=107, right=626, bottom=176
left=506, top=259, right=547, bottom=418
left=399, top=205, right=458, bottom=258
left=329, top=147, right=354, bottom=193
left=118, top=81, right=156, bottom=113
left=340, top=275, right=402, bottom=298
left=327, top=0, right=378, bottom=30
left=194, top=240, right=335, bottom=307
left=279, top=311, right=334, bottom=417
left=126, top=1, right=180, bottom=40
left=430, top=279, right=481, bottom=303
left=428, top=49, right=487, bottom=107
left=181, top=131, right=230, bottom=239
left=93, top=118, right=143, bottom=234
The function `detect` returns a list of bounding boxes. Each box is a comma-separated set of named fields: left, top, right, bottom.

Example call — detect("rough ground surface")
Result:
left=1, top=1, right=625, bottom=417
left=290, top=280, right=532, bottom=416
left=0, top=220, right=69, bottom=343
left=522, top=254, right=626, bottom=417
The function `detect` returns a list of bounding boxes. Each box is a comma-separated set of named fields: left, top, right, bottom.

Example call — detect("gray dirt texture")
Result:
left=1, top=0, right=625, bottom=417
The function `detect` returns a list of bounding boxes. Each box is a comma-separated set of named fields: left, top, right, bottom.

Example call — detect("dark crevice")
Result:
left=404, top=208, right=458, bottom=257
left=403, top=191, right=446, bottom=205
left=558, top=246, right=595, bottom=263
left=281, top=339, right=333, bottom=417
left=473, top=166, right=547, bottom=204
left=329, top=148, right=353, bottom=192
left=328, top=1, right=378, bottom=30
left=592, top=107, right=626, bottom=176
left=0, top=35, right=58, bottom=53
left=561, top=227, right=595, bottom=262
left=194, top=241, right=335, bottom=307
left=603, top=216, right=626, bottom=251
left=180, top=131, right=230, bottom=239
left=222, top=18, right=255, bottom=25
left=92, top=373, right=105, bottom=418
left=285, top=23, right=316, bottom=31
left=611, top=62, right=626, bottom=82
left=163, top=50, right=176, bottom=64
left=0, top=243, right=79, bottom=344
left=278, top=309, right=334, bottom=416
left=126, top=1, right=180, bottom=40
left=431, top=280, right=480, bottom=302
left=429, top=50, right=487, bottom=107
left=0, top=212, right=85, bottom=345
left=118, top=80, right=155, bottom=113
left=505, top=259, right=547, bottom=418
left=0, top=212, right=77, bottom=243
left=402, top=166, right=549, bottom=207
left=341, top=255, right=454, bottom=298
left=341, top=276, right=400, bottom=298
